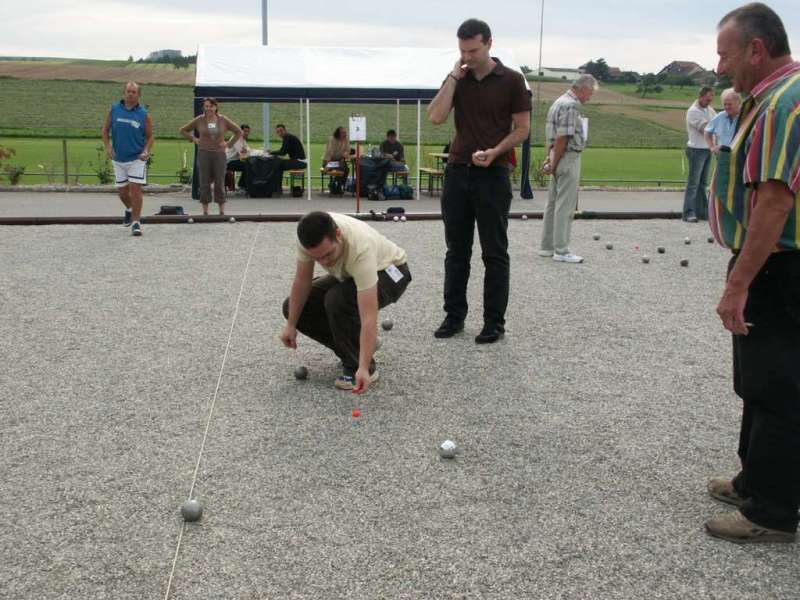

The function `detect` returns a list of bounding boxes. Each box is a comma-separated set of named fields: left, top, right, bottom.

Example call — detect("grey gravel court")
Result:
left=1, top=218, right=798, bottom=598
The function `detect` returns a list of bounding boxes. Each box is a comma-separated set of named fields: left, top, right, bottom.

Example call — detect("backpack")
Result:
left=398, top=184, right=414, bottom=200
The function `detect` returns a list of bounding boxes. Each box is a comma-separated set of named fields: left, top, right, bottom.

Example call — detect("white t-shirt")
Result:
left=686, top=101, right=717, bottom=149
left=226, top=137, right=249, bottom=161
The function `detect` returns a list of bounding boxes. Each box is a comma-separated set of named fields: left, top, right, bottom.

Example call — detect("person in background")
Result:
left=683, top=86, right=717, bottom=222
left=380, top=129, right=407, bottom=172
left=704, top=88, right=742, bottom=153
left=180, top=98, right=242, bottom=215
left=538, top=75, right=598, bottom=264
left=101, top=81, right=154, bottom=237
left=226, top=123, right=251, bottom=190
left=272, top=124, right=307, bottom=171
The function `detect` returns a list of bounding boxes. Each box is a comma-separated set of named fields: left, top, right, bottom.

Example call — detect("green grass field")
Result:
left=1, top=137, right=688, bottom=186
left=607, top=82, right=706, bottom=103
left=0, top=78, right=686, bottom=149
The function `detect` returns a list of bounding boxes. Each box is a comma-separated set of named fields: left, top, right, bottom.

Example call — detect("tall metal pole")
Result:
left=262, top=0, right=270, bottom=150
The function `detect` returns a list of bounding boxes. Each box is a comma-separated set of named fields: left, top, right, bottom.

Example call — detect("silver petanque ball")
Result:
left=605, top=242, right=613, bottom=250
left=438, top=439, right=458, bottom=459
left=593, top=233, right=600, bottom=240
left=381, top=319, right=394, bottom=331
left=400, top=215, right=407, bottom=222
left=187, top=218, right=194, bottom=224
left=229, top=216, right=236, bottom=223
left=181, top=499, right=203, bottom=522
left=684, top=237, right=691, bottom=245
left=521, top=214, right=528, bottom=220
left=294, top=366, right=308, bottom=380
left=393, top=216, right=399, bottom=222
left=642, top=255, right=650, bottom=264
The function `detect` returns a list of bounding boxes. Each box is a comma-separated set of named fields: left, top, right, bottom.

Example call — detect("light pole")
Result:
left=262, top=0, right=270, bottom=149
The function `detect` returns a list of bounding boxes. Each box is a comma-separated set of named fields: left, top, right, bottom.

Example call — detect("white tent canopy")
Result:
left=195, top=44, right=530, bottom=99
left=192, top=45, right=533, bottom=202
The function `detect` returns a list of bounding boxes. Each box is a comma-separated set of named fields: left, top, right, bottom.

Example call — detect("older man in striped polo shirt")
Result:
left=706, top=2, right=800, bottom=545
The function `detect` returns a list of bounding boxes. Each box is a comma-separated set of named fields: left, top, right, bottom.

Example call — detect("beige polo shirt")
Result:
left=297, top=213, right=407, bottom=291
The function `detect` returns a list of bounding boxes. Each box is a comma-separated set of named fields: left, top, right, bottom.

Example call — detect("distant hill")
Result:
left=0, top=57, right=194, bottom=85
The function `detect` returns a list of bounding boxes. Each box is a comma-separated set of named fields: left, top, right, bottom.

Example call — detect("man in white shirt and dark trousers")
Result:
left=683, top=86, right=717, bottom=222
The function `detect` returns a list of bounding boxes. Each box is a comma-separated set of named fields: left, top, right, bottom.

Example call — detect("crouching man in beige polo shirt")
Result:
left=280, top=211, right=412, bottom=393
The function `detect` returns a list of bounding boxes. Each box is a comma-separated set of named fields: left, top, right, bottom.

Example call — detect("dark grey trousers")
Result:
left=282, top=264, right=411, bottom=371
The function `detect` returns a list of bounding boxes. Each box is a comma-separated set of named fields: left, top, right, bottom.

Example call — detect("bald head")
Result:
left=123, top=81, right=141, bottom=107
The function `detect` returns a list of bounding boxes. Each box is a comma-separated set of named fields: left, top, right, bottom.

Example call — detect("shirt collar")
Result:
left=748, top=61, right=800, bottom=101
left=567, top=89, right=581, bottom=104
left=467, top=57, right=506, bottom=81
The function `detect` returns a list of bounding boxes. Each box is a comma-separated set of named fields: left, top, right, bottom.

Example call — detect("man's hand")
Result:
left=106, top=145, right=115, bottom=160
left=280, top=325, right=298, bottom=348
left=472, top=148, right=498, bottom=167
left=352, top=366, right=372, bottom=394
left=717, top=283, right=749, bottom=335
left=541, top=159, right=553, bottom=175
left=138, top=149, right=150, bottom=161
left=711, top=145, right=721, bottom=155
left=451, top=59, right=468, bottom=80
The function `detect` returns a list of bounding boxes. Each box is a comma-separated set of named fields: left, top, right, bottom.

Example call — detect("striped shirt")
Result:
left=709, top=62, right=800, bottom=251
left=545, top=90, right=586, bottom=152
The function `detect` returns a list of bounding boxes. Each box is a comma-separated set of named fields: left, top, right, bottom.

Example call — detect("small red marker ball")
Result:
left=352, top=408, right=361, bottom=418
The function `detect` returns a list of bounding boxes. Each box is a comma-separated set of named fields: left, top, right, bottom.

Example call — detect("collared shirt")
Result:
left=686, top=101, right=717, bottom=148
left=709, top=61, right=800, bottom=251
left=545, top=89, right=586, bottom=152
left=447, top=58, right=531, bottom=167
left=705, top=111, right=739, bottom=147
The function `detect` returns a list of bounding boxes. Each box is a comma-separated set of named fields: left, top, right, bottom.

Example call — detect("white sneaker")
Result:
left=537, top=249, right=554, bottom=257
left=553, top=253, right=583, bottom=263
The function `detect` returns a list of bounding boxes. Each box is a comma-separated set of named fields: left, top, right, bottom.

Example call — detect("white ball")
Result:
left=187, top=218, right=194, bottom=224
left=400, top=215, right=407, bottom=222
left=393, top=216, right=399, bottom=222
left=229, top=216, right=236, bottom=223
left=521, top=214, right=528, bottom=220
left=438, top=439, right=457, bottom=459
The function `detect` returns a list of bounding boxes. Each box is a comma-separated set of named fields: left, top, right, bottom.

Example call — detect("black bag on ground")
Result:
left=246, top=156, right=283, bottom=198
left=156, top=205, right=185, bottom=215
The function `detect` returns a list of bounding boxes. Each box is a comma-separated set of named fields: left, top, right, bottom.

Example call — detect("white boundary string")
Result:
left=163, top=223, right=262, bottom=600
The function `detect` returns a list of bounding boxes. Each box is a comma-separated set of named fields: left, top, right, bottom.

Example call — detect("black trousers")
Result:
left=440, top=164, right=512, bottom=326
left=729, top=251, right=800, bottom=532
left=227, top=158, right=247, bottom=189
left=282, top=264, right=411, bottom=372
left=280, top=158, right=307, bottom=171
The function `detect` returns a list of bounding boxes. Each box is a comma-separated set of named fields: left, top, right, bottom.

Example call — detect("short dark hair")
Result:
left=699, top=86, right=714, bottom=97
left=719, top=3, right=790, bottom=58
left=240, top=123, right=250, bottom=129
left=203, top=97, right=218, bottom=108
left=386, top=129, right=397, bottom=137
left=297, top=211, right=337, bottom=249
left=457, top=19, right=491, bottom=43
left=276, top=123, right=286, bottom=129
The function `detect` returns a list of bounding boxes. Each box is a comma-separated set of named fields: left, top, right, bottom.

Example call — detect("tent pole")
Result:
left=299, top=98, right=303, bottom=140
left=306, top=99, right=311, bottom=201
left=416, top=100, right=421, bottom=200
left=396, top=99, right=400, bottom=139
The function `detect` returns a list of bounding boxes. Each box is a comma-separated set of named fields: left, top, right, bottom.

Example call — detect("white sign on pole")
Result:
left=349, top=115, right=366, bottom=142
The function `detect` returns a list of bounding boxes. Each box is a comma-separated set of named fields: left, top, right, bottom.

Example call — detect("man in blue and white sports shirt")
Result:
left=102, top=82, right=154, bottom=237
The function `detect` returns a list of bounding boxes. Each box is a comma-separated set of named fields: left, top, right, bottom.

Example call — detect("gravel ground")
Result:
left=1, top=219, right=797, bottom=599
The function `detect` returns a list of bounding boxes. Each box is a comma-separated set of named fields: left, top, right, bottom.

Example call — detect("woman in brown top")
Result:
left=180, top=98, right=242, bottom=215
left=323, top=126, right=352, bottom=173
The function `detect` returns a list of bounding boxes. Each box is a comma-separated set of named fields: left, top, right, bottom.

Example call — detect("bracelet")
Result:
left=447, top=73, right=458, bottom=82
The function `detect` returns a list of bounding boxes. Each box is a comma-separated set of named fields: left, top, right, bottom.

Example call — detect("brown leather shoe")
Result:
left=707, top=478, right=747, bottom=507
left=705, top=510, right=796, bottom=544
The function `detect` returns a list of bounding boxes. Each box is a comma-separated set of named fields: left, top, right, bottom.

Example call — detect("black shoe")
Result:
left=434, top=318, right=464, bottom=339
left=475, top=323, right=505, bottom=344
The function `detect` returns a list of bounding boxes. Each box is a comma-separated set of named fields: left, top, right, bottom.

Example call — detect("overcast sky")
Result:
left=1, top=0, right=799, bottom=73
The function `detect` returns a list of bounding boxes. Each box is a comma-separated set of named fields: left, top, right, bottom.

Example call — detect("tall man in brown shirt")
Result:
left=428, top=18, right=531, bottom=344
